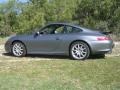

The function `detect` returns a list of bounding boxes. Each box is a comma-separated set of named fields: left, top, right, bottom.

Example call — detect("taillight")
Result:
left=97, top=36, right=111, bottom=41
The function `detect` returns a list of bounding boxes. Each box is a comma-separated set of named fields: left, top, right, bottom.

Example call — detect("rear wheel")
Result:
left=70, top=41, right=90, bottom=60
left=12, top=42, right=26, bottom=57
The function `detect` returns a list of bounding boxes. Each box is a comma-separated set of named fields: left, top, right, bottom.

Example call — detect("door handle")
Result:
left=56, top=37, right=60, bottom=40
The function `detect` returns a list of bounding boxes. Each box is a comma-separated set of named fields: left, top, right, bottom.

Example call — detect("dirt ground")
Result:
left=107, top=42, right=120, bottom=57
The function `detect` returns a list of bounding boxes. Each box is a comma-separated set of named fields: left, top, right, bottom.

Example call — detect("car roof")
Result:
left=47, top=22, right=81, bottom=28
left=46, top=22, right=99, bottom=33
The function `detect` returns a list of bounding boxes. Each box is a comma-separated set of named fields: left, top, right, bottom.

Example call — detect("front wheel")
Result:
left=70, top=41, right=90, bottom=60
left=12, top=42, right=26, bottom=57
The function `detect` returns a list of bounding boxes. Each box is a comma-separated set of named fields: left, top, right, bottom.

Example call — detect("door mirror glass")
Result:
left=34, top=31, right=40, bottom=37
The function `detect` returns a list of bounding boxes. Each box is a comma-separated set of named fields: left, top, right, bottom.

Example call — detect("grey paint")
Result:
left=5, top=23, right=114, bottom=56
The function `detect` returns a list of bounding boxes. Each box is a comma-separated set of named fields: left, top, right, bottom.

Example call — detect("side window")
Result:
left=40, top=25, right=65, bottom=34
left=65, top=26, right=73, bottom=33
left=54, top=25, right=64, bottom=34
left=65, top=26, right=81, bottom=34
left=72, top=27, right=81, bottom=33
left=41, top=25, right=56, bottom=34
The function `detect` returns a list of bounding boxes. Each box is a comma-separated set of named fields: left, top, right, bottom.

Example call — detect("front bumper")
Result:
left=4, top=40, right=12, bottom=53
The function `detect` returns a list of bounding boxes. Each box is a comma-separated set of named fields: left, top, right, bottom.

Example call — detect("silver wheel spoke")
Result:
left=72, top=43, right=88, bottom=59
left=12, top=43, right=24, bottom=56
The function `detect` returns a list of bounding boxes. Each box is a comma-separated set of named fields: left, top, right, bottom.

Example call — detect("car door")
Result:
left=29, top=24, right=65, bottom=53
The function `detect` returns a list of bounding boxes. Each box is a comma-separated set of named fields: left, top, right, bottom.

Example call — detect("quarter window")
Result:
left=65, top=26, right=82, bottom=34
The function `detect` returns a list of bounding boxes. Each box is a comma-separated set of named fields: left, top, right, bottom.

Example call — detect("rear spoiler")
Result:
left=101, top=31, right=113, bottom=35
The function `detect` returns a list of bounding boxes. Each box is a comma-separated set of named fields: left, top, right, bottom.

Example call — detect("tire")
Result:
left=12, top=42, right=26, bottom=57
left=70, top=41, right=90, bottom=60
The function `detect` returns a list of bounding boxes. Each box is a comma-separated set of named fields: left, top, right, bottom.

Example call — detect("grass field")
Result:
left=0, top=37, right=120, bottom=90
left=0, top=57, right=120, bottom=90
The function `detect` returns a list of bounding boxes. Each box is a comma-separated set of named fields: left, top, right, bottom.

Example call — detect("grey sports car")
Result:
left=5, top=23, right=114, bottom=60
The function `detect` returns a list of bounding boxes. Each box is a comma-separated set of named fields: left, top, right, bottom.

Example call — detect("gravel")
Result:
left=107, top=42, right=120, bottom=57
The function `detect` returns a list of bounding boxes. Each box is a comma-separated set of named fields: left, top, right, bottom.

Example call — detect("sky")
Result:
left=0, top=0, right=28, bottom=3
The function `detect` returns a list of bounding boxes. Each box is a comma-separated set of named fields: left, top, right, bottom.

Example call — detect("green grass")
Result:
left=0, top=37, right=120, bottom=90
left=0, top=57, right=120, bottom=90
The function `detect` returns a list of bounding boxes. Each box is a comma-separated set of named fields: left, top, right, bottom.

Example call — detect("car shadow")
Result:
left=2, top=53, right=105, bottom=60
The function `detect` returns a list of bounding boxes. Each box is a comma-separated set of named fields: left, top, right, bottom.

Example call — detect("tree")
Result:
left=0, top=0, right=18, bottom=35
left=74, top=0, right=120, bottom=32
left=0, top=0, right=120, bottom=36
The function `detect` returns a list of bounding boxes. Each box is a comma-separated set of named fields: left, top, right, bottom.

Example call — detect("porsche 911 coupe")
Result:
left=5, top=23, right=114, bottom=60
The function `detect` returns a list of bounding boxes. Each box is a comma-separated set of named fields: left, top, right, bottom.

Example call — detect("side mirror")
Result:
left=34, top=31, right=40, bottom=37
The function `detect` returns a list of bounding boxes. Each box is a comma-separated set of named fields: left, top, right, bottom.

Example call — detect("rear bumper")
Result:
left=89, top=40, right=114, bottom=54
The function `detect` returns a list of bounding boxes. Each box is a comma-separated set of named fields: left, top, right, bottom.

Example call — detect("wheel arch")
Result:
left=11, top=40, right=27, bottom=53
left=69, top=40, right=92, bottom=55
